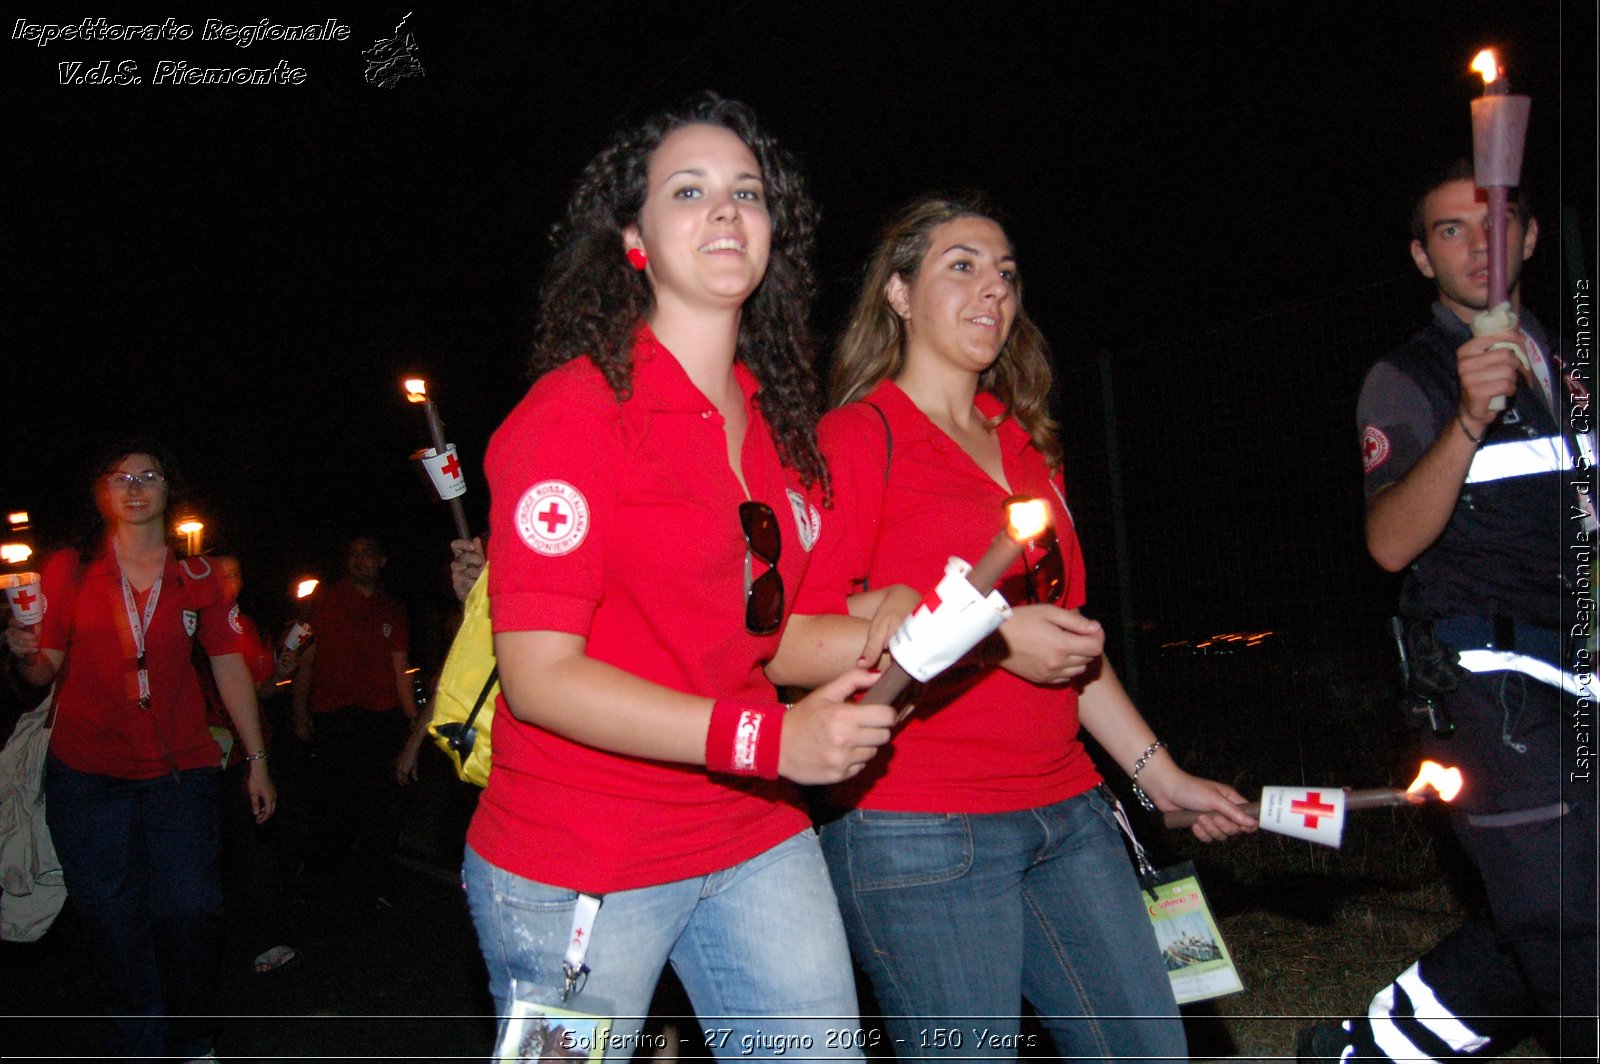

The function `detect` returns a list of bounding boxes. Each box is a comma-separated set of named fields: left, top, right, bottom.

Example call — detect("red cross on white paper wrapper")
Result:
left=2, top=571, right=44, bottom=626
left=888, top=557, right=1013, bottom=682
left=419, top=444, right=468, bottom=500
left=1258, top=785, right=1345, bottom=848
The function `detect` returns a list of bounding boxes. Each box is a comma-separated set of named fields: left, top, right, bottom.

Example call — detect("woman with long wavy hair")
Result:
left=463, top=94, right=895, bottom=1058
left=811, top=194, right=1257, bottom=1062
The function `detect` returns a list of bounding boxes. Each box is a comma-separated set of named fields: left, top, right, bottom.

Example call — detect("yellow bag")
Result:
left=428, top=562, right=498, bottom=787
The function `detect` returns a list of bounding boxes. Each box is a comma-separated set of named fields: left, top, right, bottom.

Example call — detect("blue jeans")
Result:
left=45, top=756, right=223, bottom=1061
left=821, top=789, right=1185, bottom=1062
left=463, top=829, right=864, bottom=1060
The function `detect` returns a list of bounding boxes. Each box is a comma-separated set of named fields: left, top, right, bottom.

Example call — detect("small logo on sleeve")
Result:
left=228, top=605, right=244, bottom=635
left=516, top=481, right=591, bottom=556
left=1361, top=426, right=1391, bottom=473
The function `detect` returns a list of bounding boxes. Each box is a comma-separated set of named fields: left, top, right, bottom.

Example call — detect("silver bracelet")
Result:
left=1130, top=739, right=1165, bottom=812
left=243, top=751, right=269, bottom=763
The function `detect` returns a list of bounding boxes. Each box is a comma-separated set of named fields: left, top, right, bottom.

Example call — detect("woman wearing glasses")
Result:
left=464, top=94, right=895, bottom=1057
left=809, top=195, right=1256, bottom=1061
left=4, top=439, right=275, bottom=1060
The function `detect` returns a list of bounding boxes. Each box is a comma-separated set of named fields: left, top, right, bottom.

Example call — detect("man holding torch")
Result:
left=1301, top=159, right=1595, bottom=1061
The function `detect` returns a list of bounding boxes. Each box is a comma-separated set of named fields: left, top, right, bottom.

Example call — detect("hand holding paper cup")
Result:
left=2, top=572, right=43, bottom=626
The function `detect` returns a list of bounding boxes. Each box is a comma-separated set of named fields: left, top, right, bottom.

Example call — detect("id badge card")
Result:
left=1141, top=860, right=1245, bottom=1004
left=496, top=976, right=613, bottom=1063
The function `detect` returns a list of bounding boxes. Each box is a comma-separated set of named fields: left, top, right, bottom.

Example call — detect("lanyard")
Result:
left=561, top=893, right=601, bottom=1000
left=115, top=545, right=165, bottom=711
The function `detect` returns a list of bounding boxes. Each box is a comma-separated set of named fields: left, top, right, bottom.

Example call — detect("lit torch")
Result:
left=1161, top=761, right=1462, bottom=848
left=1468, top=48, right=1533, bottom=413
left=404, top=377, right=472, bottom=541
left=282, top=577, right=319, bottom=654
left=864, top=496, right=1048, bottom=715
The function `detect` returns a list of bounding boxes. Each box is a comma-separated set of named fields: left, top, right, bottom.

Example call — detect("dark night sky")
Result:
left=5, top=1, right=1595, bottom=632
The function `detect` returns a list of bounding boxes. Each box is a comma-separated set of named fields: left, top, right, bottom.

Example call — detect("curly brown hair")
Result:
left=829, top=193, right=1061, bottom=471
left=529, top=92, right=828, bottom=491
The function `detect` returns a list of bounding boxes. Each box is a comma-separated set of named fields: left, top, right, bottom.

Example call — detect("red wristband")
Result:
left=705, top=698, right=784, bottom=779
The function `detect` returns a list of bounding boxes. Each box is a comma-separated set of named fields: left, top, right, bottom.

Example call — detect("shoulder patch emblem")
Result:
left=787, top=489, right=820, bottom=553
left=516, top=480, right=590, bottom=557
left=228, top=604, right=244, bottom=635
left=1361, top=426, right=1391, bottom=474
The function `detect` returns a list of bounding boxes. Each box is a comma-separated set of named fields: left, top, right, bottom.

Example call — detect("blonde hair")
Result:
left=829, top=194, right=1060, bottom=469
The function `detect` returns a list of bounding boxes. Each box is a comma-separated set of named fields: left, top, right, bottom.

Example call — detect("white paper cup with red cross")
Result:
left=2, top=572, right=44, bottom=626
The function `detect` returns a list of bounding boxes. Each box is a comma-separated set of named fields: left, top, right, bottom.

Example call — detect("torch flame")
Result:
left=1004, top=497, right=1050, bottom=542
left=295, top=579, right=320, bottom=599
left=1, top=544, right=32, bottom=564
left=404, top=378, right=429, bottom=403
left=1471, top=49, right=1499, bottom=86
left=1406, top=760, right=1463, bottom=802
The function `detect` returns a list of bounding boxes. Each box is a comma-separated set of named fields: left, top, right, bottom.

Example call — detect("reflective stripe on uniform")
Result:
left=1455, top=648, right=1586, bottom=697
left=1464, top=435, right=1569, bottom=484
left=1369, top=962, right=1491, bottom=1059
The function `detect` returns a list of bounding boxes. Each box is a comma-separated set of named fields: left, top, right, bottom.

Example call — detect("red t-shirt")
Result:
left=201, top=611, right=275, bottom=766
left=800, top=382, right=1100, bottom=813
left=304, top=579, right=408, bottom=714
left=40, top=546, right=244, bottom=779
left=470, top=327, right=823, bottom=894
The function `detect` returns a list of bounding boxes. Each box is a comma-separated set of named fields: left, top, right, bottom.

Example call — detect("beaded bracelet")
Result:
left=243, top=751, right=269, bottom=763
left=1130, top=739, right=1165, bottom=812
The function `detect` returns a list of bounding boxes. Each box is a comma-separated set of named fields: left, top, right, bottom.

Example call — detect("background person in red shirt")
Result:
left=200, top=552, right=304, bottom=974
left=290, top=535, right=417, bottom=905
left=809, top=196, right=1256, bottom=1062
left=4, top=439, right=275, bottom=1061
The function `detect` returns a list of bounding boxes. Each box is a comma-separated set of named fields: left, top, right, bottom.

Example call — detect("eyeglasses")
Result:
left=1020, top=525, right=1066, bottom=606
left=740, top=501, right=784, bottom=635
left=106, top=471, right=167, bottom=489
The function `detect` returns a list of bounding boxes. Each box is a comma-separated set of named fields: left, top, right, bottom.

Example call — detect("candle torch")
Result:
left=1468, top=48, right=1533, bottom=412
left=1161, top=761, right=1463, bottom=848
left=404, top=377, right=472, bottom=541
left=864, top=495, right=1048, bottom=715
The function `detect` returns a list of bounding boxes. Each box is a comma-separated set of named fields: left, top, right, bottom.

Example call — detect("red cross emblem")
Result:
left=12, top=588, right=36, bottom=612
left=516, top=480, right=590, bottom=556
left=538, top=502, right=570, bottom=534
left=440, top=452, right=462, bottom=479
left=1290, top=792, right=1337, bottom=828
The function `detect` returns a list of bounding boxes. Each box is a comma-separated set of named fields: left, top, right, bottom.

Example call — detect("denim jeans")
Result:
left=820, top=789, right=1185, bottom=1062
left=44, top=756, right=223, bottom=1061
left=463, top=829, right=864, bottom=1060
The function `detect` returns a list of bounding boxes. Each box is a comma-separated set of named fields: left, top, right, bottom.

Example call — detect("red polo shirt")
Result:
left=40, top=546, right=243, bottom=779
left=304, top=579, right=408, bottom=714
left=202, top=611, right=275, bottom=766
left=800, top=381, right=1100, bottom=813
left=471, top=327, right=822, bottom=894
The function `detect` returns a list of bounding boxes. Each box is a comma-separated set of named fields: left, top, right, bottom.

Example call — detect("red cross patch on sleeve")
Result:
left=1360, top=426, right=1391, bottom=474
left=515, top=480, right=591, bottom=556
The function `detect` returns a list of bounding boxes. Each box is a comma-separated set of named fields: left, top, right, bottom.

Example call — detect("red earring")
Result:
left=626, top=247, right=648, bottom=271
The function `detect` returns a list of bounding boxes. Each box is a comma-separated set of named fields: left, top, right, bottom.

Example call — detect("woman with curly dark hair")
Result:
left=5, top=438, right=275, bottom=1060
left=811, top=195, right=1256, bottom=1061
left=463, top=94, right=895, bottom=1057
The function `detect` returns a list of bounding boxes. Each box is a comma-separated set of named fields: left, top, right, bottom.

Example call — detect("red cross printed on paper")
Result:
left=1290, top=792, right=1337, bottom=828
left=12, top=588, right=37, bottom=612
left=538, top=502, right=570, bottom=535
left=440, top=452, right=462, bottom=479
